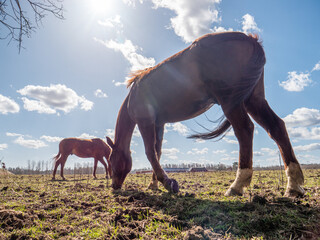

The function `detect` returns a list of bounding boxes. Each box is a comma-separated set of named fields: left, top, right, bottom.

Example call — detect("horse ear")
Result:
left=106, top=136, right=115, bottom=149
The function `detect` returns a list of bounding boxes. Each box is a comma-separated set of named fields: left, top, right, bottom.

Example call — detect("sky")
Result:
left=1, top=0, right=320, bottom=170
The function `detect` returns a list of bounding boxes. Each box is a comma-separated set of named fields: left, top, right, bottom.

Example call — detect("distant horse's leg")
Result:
left=98, top=158, right=109, bottom=179
left=148, top=124, right=164, bottom=190
left=106, top=158, right=112, bottom=178
left=223, top=103, right=254, bottom=196
left=93, top=158, right=98, bottom=179
left=138, top=121, right=179, bottom=193
left=59, top=154, right=68, bottom=180
left=52, top=159, right=60, bottom=180
left=246, top=96, right=304, bottom=197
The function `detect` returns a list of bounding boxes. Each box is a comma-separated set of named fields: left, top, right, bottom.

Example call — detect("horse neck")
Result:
left=114, top=96, right=136, bottom=153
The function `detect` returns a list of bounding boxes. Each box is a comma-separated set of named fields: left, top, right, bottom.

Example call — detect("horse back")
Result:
left=59, top=138, right=110, bottom=158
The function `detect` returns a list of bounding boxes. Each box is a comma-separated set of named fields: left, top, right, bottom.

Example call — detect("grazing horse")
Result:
left=52, top=138, right=112, bottom=180
left=106, top=32, right=304, bottom=197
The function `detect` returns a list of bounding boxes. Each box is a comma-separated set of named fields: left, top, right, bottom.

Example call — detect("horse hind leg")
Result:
left=222, top=103, right=254, bottom=196
left=52, top=152, right=63, bottom=180
left=245, top=96, right=304, bottom=197
left=59, top=154, right=68, bottom=180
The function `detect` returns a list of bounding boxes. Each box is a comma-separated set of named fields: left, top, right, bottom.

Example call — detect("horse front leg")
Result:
left=93, top=158, right=98, bottom=179
left=98, top=158, right=109, bottom=179
left=223, top=104, right=254, bottom=196
left=148, top=124, right=164, bottom=190
left=138, top=121, right=179, bottom=193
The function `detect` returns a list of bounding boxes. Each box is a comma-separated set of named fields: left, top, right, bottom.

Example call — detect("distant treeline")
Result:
left=5, top=159, right=320, bottom=175
left=7, top=160, right=106, bottom=175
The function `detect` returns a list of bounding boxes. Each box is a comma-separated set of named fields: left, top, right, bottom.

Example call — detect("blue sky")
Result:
left=1, top=0, right=319, bottom=170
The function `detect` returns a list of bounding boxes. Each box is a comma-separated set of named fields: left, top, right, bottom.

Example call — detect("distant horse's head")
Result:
left=106, top=137, right=132, bottom=190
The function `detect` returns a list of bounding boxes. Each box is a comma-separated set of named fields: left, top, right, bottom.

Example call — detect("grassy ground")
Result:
left=0, top=169, right=319, bottom=239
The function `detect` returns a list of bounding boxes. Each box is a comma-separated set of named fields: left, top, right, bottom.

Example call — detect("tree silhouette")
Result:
left=0, top=0, right=64, bottom=52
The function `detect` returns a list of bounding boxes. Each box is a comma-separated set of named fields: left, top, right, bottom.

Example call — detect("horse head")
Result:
left=106, top=137, right=132, bottom=190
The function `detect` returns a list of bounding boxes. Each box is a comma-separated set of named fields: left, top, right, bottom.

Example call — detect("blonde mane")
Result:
left=126, top=67, right=155, bottom=88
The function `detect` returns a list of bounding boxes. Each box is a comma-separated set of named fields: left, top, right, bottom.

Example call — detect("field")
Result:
left=0, top=169, right=319, bottom=239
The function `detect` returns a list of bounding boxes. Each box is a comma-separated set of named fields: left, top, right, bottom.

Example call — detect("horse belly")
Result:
left=72, top=145, right=94, bottom=158
left=159, top=97, right=215, bottom=123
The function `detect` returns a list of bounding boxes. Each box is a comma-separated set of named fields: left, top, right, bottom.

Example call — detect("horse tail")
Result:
left=188, top=118, right=231, bottom=140
left=53, top=151, right=61, bottom=162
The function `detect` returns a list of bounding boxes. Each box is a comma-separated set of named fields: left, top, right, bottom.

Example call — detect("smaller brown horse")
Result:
left=52, top=138, right=112, bottom=180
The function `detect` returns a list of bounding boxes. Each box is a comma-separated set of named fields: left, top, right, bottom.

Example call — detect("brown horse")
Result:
left=106, top=32, right=304, bottom=197
left=52, top=138, right=112, bottom=180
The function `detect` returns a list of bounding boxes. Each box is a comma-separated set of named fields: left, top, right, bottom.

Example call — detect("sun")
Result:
left=89, top=0, right=116, bottom=16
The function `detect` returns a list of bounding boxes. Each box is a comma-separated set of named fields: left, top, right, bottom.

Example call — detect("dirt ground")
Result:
left=0, top=169, right=319, bottom=239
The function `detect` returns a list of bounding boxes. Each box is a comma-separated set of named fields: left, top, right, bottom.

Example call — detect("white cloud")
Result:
left=123, top=0, right=143, bottom=7
left=0, top=143, right=8, bottom=150
left=6, top=132, right=22, bottom=137
left=225, top=129, right=235, bottom=137
left=40, top=135, right=63, bottom=143
left=112, top=80, right=127, bottom=87
left=212, top=149, right=226, bottom=154
left=220, top=156, right=237, bottom=162
left=105, top=129, right=115, bottom=139
left=98, top=15, right=123, bottom=28
left=253, top=151, right=264, bottom=157
left=294, top=143, right=320, bottom=152
left=17, top=84, right=93, bottom=114
left=162, top=147, right=180, bottom=159
left=94, top=89, right=108, bottom=98
left=283, top=108, right=320, bottom=127
left=312, top=61, right=320, bottom=72
left=21, top=97, right=57, bottom=114
left=261, top=147, right=278, bottom=156
left=279, top=71, right=312, bottom=92
left=14, top=136, right=47, bottom=149
left=0, top=94, right=20, bottom=114
left=95, top=38, right=155, bottom=72
left=223, top=137, right=238, bottom=144
left=287, top=127, right=320, bottom=141
left=133, top=126, right=141, bottom=138
left=212, top=26, right=233, bottom=33
left=166, top=122, right=189, bottom=136
left=195, top=138, right=206, bottom=143
left=187, top=147, right=208, bottom=155
left=241, top=14, right=261, bottom=34
left=152, top=0, right=221, bottom=43
left=77, top=133, right=97, bottom=139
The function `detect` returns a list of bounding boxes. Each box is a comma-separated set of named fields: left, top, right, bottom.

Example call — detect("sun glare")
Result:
left=89, top=0, right=115, bottom=16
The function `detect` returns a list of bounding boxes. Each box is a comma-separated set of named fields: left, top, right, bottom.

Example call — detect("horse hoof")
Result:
left=225, top=188, right=243, bottom=196
left=164, top=178, right=179, bottom=193
left=284, top=187, right=305, bottom=198
left=112, top=183, right=122, bottom=190
left=147, top=182, right=159, bottom=190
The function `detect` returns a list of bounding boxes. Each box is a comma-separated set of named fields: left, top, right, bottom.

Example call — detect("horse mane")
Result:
left=126, top=67, right=155, bottom=88
left=248, top=33, right=263, bottom=45
left=126, top=48, right=189, bottom=88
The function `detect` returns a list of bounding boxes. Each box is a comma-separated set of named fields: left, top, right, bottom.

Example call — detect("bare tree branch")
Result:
left=0, top=0, right=64, bottom=52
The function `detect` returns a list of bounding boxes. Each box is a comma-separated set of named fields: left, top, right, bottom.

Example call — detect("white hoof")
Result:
left=225, top=168, right=253, bottom=197
left=285, top=162, right=304, bottom=197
